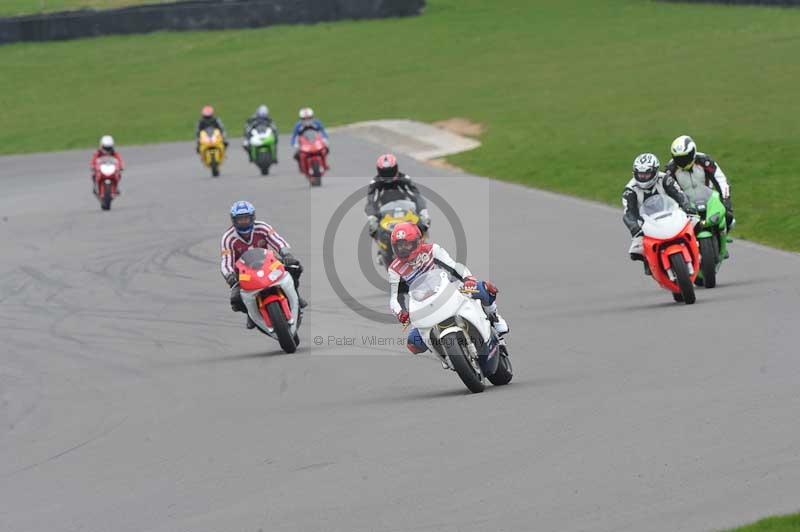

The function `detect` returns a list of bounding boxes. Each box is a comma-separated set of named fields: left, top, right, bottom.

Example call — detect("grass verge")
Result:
left=727, top=512, right=800, bottom=531
left=1, top=0, right=798, bottom=249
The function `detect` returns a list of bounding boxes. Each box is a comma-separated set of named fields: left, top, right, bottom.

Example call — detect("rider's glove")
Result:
left=225, top=273, right=238, bottom=288
left=462, top=276, right=478, bottom=292
left=397, top=310, right=410, bottom=326
left=282, top=253, right=301, bottom=269
left=418, top=209, right=431, bottom=233
left=684, top=205, right=698, bottom=216
left=483, top=280, right=498, bottom=297
left=367, top=216, right=379, bottom=237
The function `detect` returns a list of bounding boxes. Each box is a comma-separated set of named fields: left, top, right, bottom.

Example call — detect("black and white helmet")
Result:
left=670, top=135, right=697, bottom=169
left=632, top=152, right=660, bottom=190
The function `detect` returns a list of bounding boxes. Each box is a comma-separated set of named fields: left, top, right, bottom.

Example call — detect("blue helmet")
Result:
left=230, top=200, right=256, bottom=236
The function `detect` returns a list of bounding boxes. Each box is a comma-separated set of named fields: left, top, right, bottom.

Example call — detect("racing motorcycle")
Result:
left=375, top=200, right=422, bottom=267
left=692, top=185, right=729, bottom=289
left=297, top=129, right=327, bottom=187
left=640, top=195, right=701, bottom=304
left=407, top=267, right=512, bottom=393
left=247, top=125, right=277, bottom=176
left=199, top=127, right=225, bottom=177
left=236, top=248, right=301, bottom=354
left=93, top=155, right=121, bottom=211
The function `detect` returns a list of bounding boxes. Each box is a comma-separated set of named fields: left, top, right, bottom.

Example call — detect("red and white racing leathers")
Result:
left=388, top=243, right=471, bottom=316
left=220, top=221, right=290, bottom=284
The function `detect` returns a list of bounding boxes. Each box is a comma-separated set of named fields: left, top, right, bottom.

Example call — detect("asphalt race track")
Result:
left=1, top=134, right=799, bottom=532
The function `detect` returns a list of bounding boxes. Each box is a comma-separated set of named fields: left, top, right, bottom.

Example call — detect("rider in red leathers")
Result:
left=90, top=135, right=124, bottom=194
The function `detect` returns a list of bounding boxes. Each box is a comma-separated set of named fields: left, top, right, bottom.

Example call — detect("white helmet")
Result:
left=100, top=135, right=114, bottom=150
left=299, top=107, right=314, bottom=120
left=670, top=135, right=697, bottom=170
left=632, top=152, right=660, bottom=190
left=256, top=105, right=269, bottom=119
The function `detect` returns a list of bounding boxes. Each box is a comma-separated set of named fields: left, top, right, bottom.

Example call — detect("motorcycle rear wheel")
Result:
left=698, top=237, right=719, bottom=289
left=669, top=253, right=695, bottom=305
left=266, top=301, right=296, bottom=354
left=442, top=333, right=484, bottom=393
left=487, top=345, right=513, bottom=386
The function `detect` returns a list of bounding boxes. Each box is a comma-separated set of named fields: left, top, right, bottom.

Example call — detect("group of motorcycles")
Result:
left=197, top=125, right=329, bottom=186
left=640, top=184, right=731, bottom=304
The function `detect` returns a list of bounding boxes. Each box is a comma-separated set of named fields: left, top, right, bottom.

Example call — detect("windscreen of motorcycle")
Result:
left=239, top=248, right=267, bottom=270
left=379, top=199, right=417, bottom=216
left=641, top=195, right=689, bottom=240
left=410, top=269, right=450, bottom=302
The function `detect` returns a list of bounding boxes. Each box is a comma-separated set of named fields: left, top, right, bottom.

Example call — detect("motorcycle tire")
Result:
left=487, top=345, right=513, bottom=386
left=101, top=183, right=112, bottom=211
left=672, top=292, right=684, bottom=302
left=698, top=237, right=718, bottom=289
left=257, top=151, right=272, bottom=176
left=311, top=161, right=322, bottom=187
left=669, top=253, right=695, bottom=305
left=267, top=301, right=296, bottom=354
left=442, top=333, right=484, bottom=393
left=211, top=158, right=220, bottom=178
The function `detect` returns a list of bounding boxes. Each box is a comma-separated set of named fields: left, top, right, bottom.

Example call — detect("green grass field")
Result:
left=1, top=0, right=798, bottom=249
left=0, top=1, right=164, bottom=17
left=727, top=512, right=800, bottom=531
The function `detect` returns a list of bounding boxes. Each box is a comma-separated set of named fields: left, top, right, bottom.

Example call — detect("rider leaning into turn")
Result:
left=664, top=135, right=735, bottom=231
left=90, top=135, right=124, bottom=194
left=365, top=154, right=431, bottom=237
left=195, top=105, right=228, bottom=153
left=622, top=153, right=696, bottom=274
left=242, top=104, right=278, bottom=163
left=221, top=201, right=307, bottom=329
left=387, top=222, right=508, bottom=355
left=291, top=107, right=329, bottom=167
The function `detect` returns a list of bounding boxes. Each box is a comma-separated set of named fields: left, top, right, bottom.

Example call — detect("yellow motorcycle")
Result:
left=199, top=127, right=225, bottom=177
left=375, top=200, right=425, bottom=267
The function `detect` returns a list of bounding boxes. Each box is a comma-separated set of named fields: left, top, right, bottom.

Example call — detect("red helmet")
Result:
left=391, top=222, right=422, bottom=260
left=376, top=153, right=399, bottom=180
left=202, top=105, right=214, bottom=118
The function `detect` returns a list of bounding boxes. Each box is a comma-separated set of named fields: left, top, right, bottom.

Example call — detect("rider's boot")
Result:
left=246, top=316, right=256, bottom=329
left=483, top=302, right=509, bottom=335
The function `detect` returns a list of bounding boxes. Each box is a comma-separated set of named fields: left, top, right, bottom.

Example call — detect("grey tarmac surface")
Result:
left=1, top=134, right=799, bottom=532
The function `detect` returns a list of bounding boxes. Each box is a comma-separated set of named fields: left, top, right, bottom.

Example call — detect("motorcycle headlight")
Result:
left=709, top=214, right=720, bottom=225
left=268, top=269, right=283, bottom=281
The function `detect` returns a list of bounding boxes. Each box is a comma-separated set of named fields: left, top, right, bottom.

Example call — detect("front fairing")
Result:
left=241, top=273, right=299, bottom=336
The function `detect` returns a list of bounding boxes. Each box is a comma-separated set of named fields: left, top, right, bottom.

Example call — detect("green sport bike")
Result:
left=247, top=125, right=277, bottom=175
left=692, top=185, right=731, bottom=288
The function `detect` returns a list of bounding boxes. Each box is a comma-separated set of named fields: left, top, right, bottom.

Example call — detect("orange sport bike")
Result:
left=640, top=195, right=701, bottom=304
left=236, top=248, right=301, bottom=353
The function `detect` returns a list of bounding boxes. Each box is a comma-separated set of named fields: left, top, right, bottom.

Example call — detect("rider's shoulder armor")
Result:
left=694, top=152, right=717, bottom=173
left=664, top=159, right=678, bottom=175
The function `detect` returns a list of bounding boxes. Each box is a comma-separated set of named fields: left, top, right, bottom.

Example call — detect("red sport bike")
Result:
left=640, top=195, right=701, bottom=304
left=236, top=248, right=302, bottom=353
left=93, top=156, right=121, bottom=210
left=297, top=129, right=328, bottom=187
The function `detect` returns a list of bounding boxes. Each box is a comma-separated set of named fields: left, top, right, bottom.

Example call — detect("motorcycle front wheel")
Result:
left=698, top=237, right=719, bottom=289
left=266, top=301, right=296, bottom=354
left=442, top=332, right=484, bottom=393
left=101, top=181, right=112, bottom=210
left=669, top=253, right=696, bottom=305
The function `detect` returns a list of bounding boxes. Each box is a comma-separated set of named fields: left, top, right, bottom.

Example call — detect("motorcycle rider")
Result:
left=665, top=135, right=735, bottom=232
left=365, top=154, right=431, bottom=241
left=90, top=135, right=124, bottom=195
left=221, top=201, right=307, bottom=329
left=291, top=107, right=329, bottom=169
left=242, top=104, right=278, bottom=163
left=195, top=105, right=228, bottom=153
left=623, top=153, right=696, bottom=274
left=388, top=222, right=508, bottom=356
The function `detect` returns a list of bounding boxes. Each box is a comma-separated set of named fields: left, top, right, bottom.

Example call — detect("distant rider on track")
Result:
left=90, top=135, right=124, bottom=195
left=195, top=105, right=228, bottom=153
left=365, top=153, right=431, bottom=238
left=622, top=153, right=696, bottom=274
left=242, top=104, right=278, bottom=163
left=388, top=222, right=508, bottom=356
left=221, top=201, right=307, bottom=329
left=291, top=107, right=329, bottom=169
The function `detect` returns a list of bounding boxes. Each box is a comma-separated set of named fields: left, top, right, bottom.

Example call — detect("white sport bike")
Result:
left=408, top=267, right=512, bottom=393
